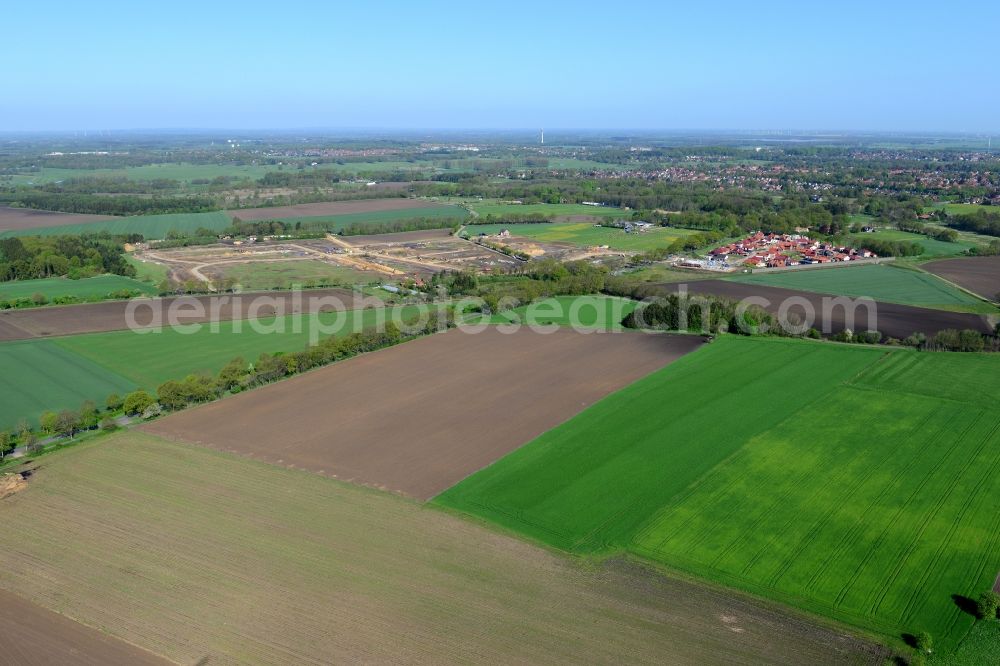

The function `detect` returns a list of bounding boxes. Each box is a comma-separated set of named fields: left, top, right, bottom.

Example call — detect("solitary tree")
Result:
left=915, top=631, right=933, bottom=654
left=977, top=591, right=1000, bottom=620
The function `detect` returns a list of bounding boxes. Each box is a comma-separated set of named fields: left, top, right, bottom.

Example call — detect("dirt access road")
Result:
left=143, top=327, right=704, bottom=500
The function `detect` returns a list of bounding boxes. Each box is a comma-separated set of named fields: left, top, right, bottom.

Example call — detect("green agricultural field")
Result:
left=0, top=339, right=136, bottom=429
left=207, top=260, right=373, bottom=290
left=476, top=295, right=638, bottom=329
left=468, top=222, right=698, bottom=251
left=726, top=263, right=993, bottom=312
left=437, top=337, right=1000, bottom=654
left=54, top=305, right=430, bottom=388
left=0, top=211, right=232, bottom=240
left=469, top=202, right=628, bottom=219
left=0, top=304, right=432, bottom=427
left=944, top=621, right=1000, bottom=665
left=275, top=204, right=466, bottom=230
left=2, top=164, right=276, bottom=185
left=0, top=274, right=157, bottom=301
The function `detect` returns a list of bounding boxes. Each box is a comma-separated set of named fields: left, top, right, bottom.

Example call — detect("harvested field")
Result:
left=923, top=256, right=1000, bottom=302
left=656, top=280, right=993, bottom=339
left=0, top=433, right=884, bottom=665
left=142, top=327, right=703, bottom=499
left=0, top=588, right=170, bottom=666
left=0, top=206, right=116, bottom=232
left=227, top=198, right=446, bottom=221
left=0, top=287, right=364, bottom=341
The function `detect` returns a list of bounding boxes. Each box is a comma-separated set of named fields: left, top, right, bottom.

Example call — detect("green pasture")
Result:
left=861, top=229, right=974, bottom=257
left=0, top=274, right=157, bottom=301
left=125, top=256, right=170, bottom=284
left=468, top=222, right=697, bottom=251
left=436, top=337, right=1000, bottom=653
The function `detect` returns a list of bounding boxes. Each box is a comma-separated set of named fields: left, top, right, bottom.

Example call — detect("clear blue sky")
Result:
left=3, top=0, right=997, bottom=132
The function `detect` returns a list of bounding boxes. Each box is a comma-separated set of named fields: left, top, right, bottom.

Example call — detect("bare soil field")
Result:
left=226, top=198, right=443, bottom=221
left=0, top=588, right=170, bottom=665
left=138, top=241, right=385, bottom=286
left=284, top=231, right=519, bottom=279
left=143, top=327, right=704, bottom=499
left=0, top=206, right=117, bottom=232
left=658, top=280, right=993, bottom=339
left=0, top=433, right=884, bottom=665
left=923, top=256, right=1000, bottom=302
left=0, top=287, right=364, bottom=341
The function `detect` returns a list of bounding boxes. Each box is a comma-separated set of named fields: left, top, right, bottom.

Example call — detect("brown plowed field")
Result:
left=0, top=206, right=117, bottom=231
left=656, top=280, right=993, bottom=339
left=0, top=588, right=170, bottom=665
left=143, top=327, right=703, bottom=500
left=226, top=198, right=445, bottom=221
left=0, top=287, right=364, bottom=341
left=923, top=256, right=1000, bottom=302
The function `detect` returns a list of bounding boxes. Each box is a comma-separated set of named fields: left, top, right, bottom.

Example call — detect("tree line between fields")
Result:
left=618, top=291, right=1000, bottom=352
left=0, top=311, right=454, bottom=463
left=421, top=261, right=1000, bottom=353
left=0, top=287, right=146, bottom=311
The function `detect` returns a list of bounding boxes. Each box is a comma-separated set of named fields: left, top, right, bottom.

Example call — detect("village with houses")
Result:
left=708, top=231, right=877, bottom=269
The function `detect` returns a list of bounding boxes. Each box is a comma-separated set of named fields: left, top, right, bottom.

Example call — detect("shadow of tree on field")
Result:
left=952, top=593, right=979, bottom=617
